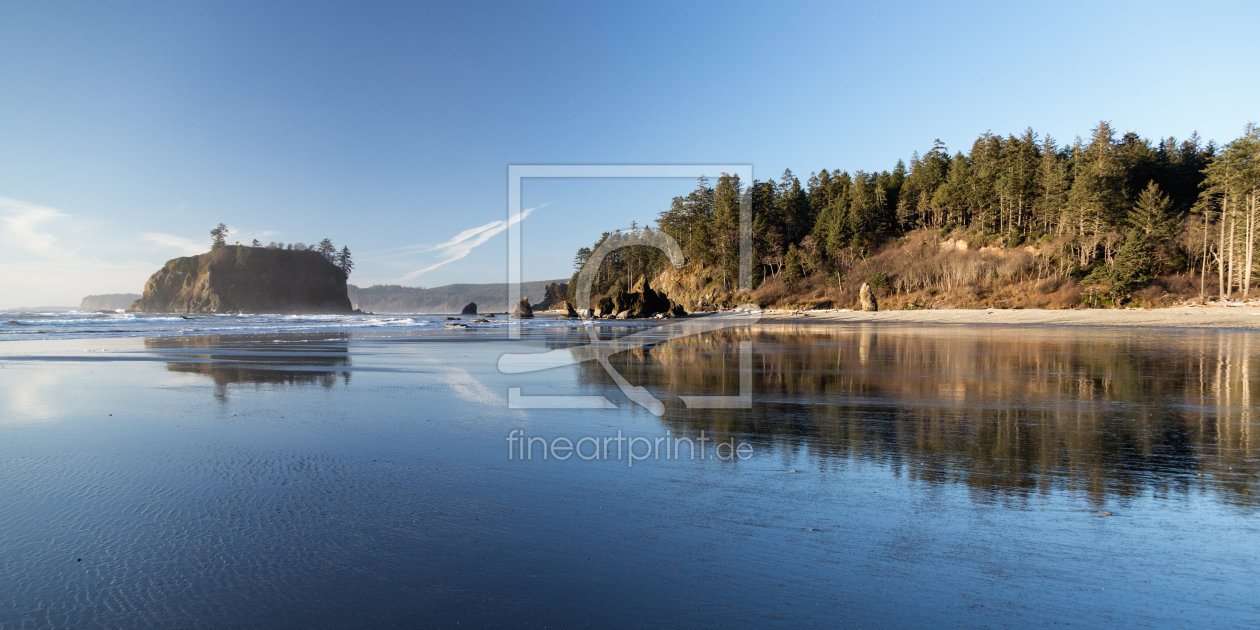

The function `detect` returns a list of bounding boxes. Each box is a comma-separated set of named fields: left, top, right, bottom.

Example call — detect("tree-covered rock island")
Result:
left=129, top=226, right=357, bottom=314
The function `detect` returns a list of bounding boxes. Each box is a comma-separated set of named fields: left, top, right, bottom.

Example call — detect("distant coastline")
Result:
left=80, top=294, right=141, bottom=312
left=1, top=305, right=77, bottom=313
left=348, top=279, right=568, bottom=313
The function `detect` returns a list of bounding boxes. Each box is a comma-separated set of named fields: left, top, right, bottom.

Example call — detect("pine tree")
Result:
left=336, top=246, right=354, bottom=276
left=210, top=224, right=228, bottom=250
left=251, top=239, right=260, bottom=247
left=1111, top=229, right=1152, bottom=291
left=933, top=153, right=973, bottom=227
left=847, top=173, right=877, bottom=247
left=782, top=244, right=803, bottom=286
left=1035, top=135, right=1069, bottom=234
left=777, top=170, right=810, bottom=243
left=1231, top=124, right=1260, bottom=298
left=712, top=173, right=742, bottom=288
left=318, top=238, right=336, bottom=261
left=573, top=247, right=593, bottom=272
left=968, top=132, right=1003, bottom=232
left=1067, top=122, right=1127, bottom=239
left=1129, top=181, right=1178, bottom=241
left=997, top=128, right=1040, bottom=234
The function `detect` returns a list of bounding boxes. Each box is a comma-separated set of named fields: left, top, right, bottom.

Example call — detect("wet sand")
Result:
left=2, top=328, right=1258, bottom=628
left=759, top=305, right=1260, bottom=330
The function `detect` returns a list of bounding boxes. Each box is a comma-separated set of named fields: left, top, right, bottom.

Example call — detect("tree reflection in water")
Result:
left=146, top=333, right=352, bottom=403
left=574, top=324, right=1258, bottom=508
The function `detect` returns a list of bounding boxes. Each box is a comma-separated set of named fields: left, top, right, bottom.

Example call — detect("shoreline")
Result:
left=754, top=306, right=1260, bottom=330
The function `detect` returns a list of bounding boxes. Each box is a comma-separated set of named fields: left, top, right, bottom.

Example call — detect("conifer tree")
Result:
left=1129, top=181, right=1178, bottom=241
left=336, top=246, right=354, bottom=276
left=1111, top=230, right=1152, bottom=290
left=1236, top=124, right=1260, bottom=298
left=1067, top=122, right=1127, bottom=238
left=573, top=247, right=592, bottom=272
left=1035, top=135, right=1069, bottom=233
left=783, top=244, right=803, bottom=286
left=210, top=224, right=228, bottom=250
left=318, top=238, right=336, bottom=261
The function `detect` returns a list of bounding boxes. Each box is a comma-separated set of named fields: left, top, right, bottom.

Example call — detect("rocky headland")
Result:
left=79, top=293, right=142, bottom=312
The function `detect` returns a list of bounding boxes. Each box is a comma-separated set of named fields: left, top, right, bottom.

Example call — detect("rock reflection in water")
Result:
left=583, top=324, right=1259, bottom=507
left=145, top=334, right=352, bottom=401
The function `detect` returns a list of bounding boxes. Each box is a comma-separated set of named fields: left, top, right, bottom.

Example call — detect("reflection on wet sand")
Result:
left=588, top=324, right=1259, bottom=508
left=145, top=334, right=352, bottom=401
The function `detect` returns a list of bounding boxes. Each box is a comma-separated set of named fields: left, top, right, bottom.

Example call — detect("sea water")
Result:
left=0, top=310, right=598, bottom=342
left=0, top=323, right=1257, bottom=628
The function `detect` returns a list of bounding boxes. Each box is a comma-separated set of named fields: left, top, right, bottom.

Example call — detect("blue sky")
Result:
left=2, top=0, right=1258, bottom=305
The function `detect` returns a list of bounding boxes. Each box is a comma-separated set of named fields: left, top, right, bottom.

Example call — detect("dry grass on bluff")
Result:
left=653, top=229, right=1202, bottom=311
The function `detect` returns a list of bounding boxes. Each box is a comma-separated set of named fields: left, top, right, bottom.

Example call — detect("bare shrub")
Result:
left=751, top=276, right=790, bottom=308
left=1045, top=279, right=1081, bottom=309
left=1034, top=277, right=1061, bottom=294
left=742, top=228, right=1204, bottom=311
left=1161, top=272, right=1198, bottom=295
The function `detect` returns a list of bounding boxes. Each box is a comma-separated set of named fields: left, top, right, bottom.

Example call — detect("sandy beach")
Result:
left=757, top=305, right=1260, bottom=330
left=3, top=317, right=1259, bottom=628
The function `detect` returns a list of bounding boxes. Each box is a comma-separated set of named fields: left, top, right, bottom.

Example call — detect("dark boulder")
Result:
left=595, top=296, right=615, bottom=317
left=460, top=302, right=478, bottom=315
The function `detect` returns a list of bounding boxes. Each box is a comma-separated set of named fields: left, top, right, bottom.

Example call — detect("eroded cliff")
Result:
left=128, top=246, right=354, bottom=314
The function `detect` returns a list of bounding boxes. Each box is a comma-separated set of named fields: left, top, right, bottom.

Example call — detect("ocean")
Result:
left=1, top=319, right=1257, bottom=627
left=0, top=310, right=601, bottom=342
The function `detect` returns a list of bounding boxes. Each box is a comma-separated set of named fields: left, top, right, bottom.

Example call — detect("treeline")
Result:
left=209, top=223, right=354, bottom=277
left=571, top=122, right=1260, bottom=306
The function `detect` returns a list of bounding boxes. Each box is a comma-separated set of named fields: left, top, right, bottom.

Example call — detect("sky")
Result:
left=2, top=0, right=1258, bottom=306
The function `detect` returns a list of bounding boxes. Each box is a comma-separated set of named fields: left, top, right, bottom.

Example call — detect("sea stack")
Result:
left=510, top=296, right=534, bottom=319
left=460, top=302, right=478, bottom=315
left=859, top=283, right=878, bottom=312
left=128, top=246, right=354, bottom=314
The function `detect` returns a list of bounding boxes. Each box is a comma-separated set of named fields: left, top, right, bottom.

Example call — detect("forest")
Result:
left=569, top=122, right=1260, bottom=311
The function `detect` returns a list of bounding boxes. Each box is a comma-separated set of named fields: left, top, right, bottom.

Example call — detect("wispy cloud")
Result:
left=0, top=197, right=170, bottom=306
left=0, top=198, right=70, bottom=258
left=140, top=232, right=205, bottom=256
left=399, top=205, right=541, bottom=281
